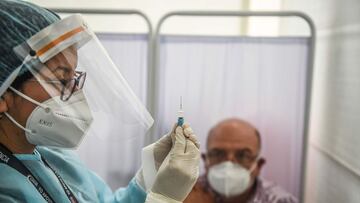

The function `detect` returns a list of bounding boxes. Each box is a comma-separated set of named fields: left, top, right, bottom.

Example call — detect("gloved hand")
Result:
left=153, top=124, right=199, bottom=170
left=145, top=124, right=200, bottom=203
left=135, top=124, right=177, bottom=191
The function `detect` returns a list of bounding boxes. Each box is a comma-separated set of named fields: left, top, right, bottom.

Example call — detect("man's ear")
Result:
left=252, top=157, right=266, bottom=178
left=0, top=98, right=8, bottom=114
left=258, top=157, right=266, bottom=169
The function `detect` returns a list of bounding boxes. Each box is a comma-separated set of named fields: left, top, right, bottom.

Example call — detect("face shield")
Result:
left=11, top=14, right=154, bottom=143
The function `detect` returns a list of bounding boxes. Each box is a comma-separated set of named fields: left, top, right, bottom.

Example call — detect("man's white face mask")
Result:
left=207, top=160, right=258, bottom=198
left=5, top=87, right=93, bottom=149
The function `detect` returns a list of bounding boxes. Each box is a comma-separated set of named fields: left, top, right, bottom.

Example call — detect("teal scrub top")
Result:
left=0, top=147, right=147, bottom=203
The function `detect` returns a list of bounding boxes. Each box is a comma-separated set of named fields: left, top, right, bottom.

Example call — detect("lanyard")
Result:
left=0, top=143, right=78, bottom=203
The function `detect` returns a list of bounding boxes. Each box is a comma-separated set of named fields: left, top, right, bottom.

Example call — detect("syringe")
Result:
left=177, top=96, right=184, bottom=126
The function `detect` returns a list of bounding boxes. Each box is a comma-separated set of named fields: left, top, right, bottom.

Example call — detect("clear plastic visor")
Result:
left=12, top=14, right=154, bottom=140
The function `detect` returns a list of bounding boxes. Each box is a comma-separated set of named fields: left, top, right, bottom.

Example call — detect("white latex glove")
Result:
left=136, top=124, right=199, bottom=190
left=145, top=125, right=200, bottom=202
left=152, top=124, right=200, bottom=170
left=136, top=125, right=176, bottom=191
left=153, top=124, right=176, bottom=170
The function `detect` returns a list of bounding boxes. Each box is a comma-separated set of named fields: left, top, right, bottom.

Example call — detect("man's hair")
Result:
left=206, top=118, right=262, bottom=153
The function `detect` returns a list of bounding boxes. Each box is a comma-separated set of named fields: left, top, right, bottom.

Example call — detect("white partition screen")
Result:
left=76, top=33, right=149, bottom=189
left=154, top=35, right=310, bottom=197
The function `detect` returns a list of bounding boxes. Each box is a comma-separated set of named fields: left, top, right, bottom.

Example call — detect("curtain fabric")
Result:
left=154, top=35, right=310, bottom=197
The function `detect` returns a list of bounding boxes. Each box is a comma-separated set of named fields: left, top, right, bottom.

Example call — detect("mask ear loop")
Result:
left=2, top=86, right=50, bottom=135
left=249, top=156, right=261, bottom=173
left=245, top=156, right=261, bottom=190
left=3, top=112, right=34, bottom=134
left=9, top=86, right=50, bottom=112
left=1, top=91, right=35, bottom=134
left=0, top=96, right=21, bottom=132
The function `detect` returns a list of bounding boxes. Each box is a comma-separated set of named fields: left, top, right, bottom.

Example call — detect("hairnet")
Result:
left=0, top=0, right=60, bottom=94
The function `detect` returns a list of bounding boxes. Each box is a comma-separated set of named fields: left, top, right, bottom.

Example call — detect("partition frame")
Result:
left=152, top=11, right=316, bottom=202
left=49, top=9, right=316, bottom=201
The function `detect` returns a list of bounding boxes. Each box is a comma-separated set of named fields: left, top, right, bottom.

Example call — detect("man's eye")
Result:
left=210, top=150, right=225, bottom=157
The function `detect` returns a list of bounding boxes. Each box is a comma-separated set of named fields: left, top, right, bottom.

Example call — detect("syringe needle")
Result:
left=180, top=96, right=183, bottom=110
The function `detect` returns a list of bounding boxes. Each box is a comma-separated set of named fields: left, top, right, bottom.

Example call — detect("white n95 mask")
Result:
left=207, top=161, right=257, bottom=198
left=5, top=87, right=93, bottom=149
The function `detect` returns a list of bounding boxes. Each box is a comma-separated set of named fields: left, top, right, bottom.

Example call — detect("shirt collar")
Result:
left=14, top=149, right=41, bottom=161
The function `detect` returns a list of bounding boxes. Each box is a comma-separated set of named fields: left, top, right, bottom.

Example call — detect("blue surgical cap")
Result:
left=0, top=0, right=60, bottom=94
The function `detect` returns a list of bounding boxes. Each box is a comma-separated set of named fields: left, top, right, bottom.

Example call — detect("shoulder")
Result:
left=184, top=175, right=215, bottom=203
left=36, top=147, right=90, bottom=182
left=36, top=146, right=78, bottom=158
left=36, top=147, right=83, bottom=165
left=252, top=179, right=298, bottom=203
left=35, top=147, right=100, bottom=200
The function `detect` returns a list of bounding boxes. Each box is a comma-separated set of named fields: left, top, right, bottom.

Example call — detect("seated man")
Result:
left=184, top=118, right=297, bottom=203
